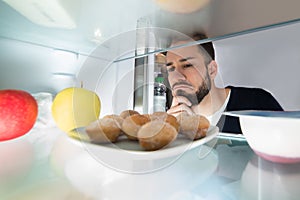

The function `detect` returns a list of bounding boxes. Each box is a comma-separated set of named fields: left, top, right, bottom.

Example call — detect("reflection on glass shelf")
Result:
left=240, top=155, right=300, bottom=200
left=0, top=0, right=300, bottom=62
left=217, top=132, right=246, bottom=142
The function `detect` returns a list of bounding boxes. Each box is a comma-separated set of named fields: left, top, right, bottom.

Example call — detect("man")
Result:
left=166, top=33, right=283, bottom=134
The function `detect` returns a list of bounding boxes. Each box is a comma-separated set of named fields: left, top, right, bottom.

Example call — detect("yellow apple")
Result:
left=51, top=87, right=101, bottom=136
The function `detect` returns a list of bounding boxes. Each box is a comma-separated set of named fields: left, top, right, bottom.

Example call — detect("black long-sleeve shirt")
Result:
left=217, top=86, right=284, bottom=134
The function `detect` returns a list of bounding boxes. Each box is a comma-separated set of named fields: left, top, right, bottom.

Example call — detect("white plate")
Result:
left=64, top=145, right=219, bottom=198
left=69, top=126, right=219, bottom=173
left=70, top=125, right=218, bottom=160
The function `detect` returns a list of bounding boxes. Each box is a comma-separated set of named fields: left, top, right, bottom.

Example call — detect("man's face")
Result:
left=166, top=43, right=211, bottom=105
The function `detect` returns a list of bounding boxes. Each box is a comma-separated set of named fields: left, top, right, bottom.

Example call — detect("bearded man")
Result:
left=166, top=33, right=283, bottom=134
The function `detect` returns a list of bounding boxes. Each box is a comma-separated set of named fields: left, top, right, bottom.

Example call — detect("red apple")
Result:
left=0, top=89, right=38, bottom=141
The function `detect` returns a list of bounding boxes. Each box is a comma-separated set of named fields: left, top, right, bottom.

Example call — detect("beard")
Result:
left=174, top=73, right=211, bottom=106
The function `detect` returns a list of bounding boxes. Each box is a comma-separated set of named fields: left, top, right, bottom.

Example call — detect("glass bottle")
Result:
left=153, top=73, right=167, bottom=112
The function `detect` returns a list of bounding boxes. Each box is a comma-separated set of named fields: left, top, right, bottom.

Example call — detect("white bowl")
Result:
left=224, top=110, right=300, bottom=163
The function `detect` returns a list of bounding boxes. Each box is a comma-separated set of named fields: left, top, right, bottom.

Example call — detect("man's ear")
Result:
left=208, top=60, right=218, bottom=78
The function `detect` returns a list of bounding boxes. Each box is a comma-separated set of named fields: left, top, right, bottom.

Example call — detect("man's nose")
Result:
left=172, top=67, right=186, bottom=80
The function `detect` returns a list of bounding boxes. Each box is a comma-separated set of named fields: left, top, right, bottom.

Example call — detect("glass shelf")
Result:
left=1, top=0, right=300, bottom=62
left=114, top=18, right=300, bottom=63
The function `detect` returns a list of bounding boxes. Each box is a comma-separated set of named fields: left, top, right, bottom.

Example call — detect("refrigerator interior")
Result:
left=0, top=0, right=300, bottom=116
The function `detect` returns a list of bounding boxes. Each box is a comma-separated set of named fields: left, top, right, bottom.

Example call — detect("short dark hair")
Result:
left=166, top=32, right=215, bottom=62
left=192, top=33, right=215, bottom=60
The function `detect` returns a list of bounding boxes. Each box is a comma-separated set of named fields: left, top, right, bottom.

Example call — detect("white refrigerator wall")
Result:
left=0, top=38, right=135, bottom=117
left=0, top=38, right=80, bottom=93
left=214, top=22, right=300, bottom=110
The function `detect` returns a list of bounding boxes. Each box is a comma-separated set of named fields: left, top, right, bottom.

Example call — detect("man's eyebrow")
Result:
left=165, top=57, right=194, bottom=66
left=179, top=57, right=194, bottom=62
left=166, top=62, right=173, bottom=66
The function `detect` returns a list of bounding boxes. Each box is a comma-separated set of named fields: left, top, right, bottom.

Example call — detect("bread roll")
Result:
left=150, top=111, right=180, bottom=132
left=138, top=121, right=178, bottom=151
left=103, top=114, right=124, bottom=129
left=121, top=114, right=150, bottom=140
left=176, top=112, right=210, bottom=140
left=119, top=110, right=140, bottom=119
left=85, top=118, right=122, bottom=143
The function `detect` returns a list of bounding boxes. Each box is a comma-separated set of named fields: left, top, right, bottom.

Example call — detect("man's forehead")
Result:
left=170, top=38, right=194, bottom=46
left=167, top=44, right=201, bottom=60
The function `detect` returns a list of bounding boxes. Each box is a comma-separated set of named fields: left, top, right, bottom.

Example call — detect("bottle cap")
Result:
left=155, top=74, right=164, bottom=83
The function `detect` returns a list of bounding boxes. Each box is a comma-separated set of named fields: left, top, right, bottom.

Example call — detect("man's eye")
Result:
left=183, top=63, right=193, bottom=68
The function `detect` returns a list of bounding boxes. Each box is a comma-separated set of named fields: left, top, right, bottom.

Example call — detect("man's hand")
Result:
left=167, top=96, right=195, bottom=116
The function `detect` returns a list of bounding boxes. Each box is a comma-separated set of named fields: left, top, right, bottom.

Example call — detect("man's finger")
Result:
left=173, top=96, right=192, bottom=107
left=167, top=103, right=194, bottom=116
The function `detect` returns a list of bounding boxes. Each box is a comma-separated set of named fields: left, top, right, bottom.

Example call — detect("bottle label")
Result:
left=153, top=96, right=166, bottom=112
